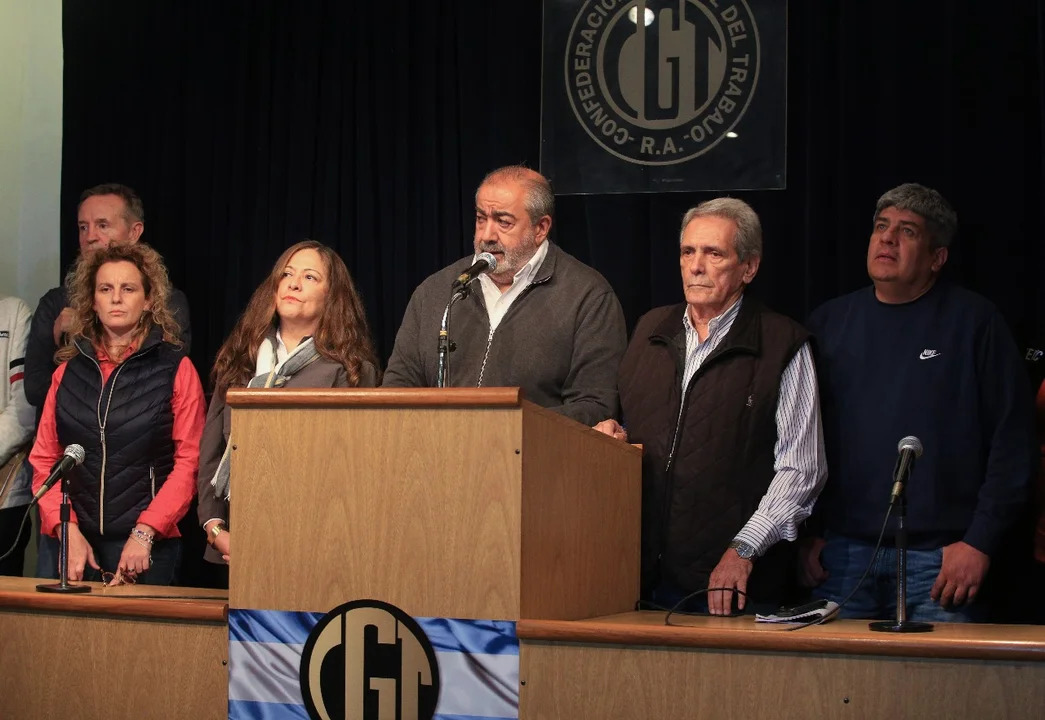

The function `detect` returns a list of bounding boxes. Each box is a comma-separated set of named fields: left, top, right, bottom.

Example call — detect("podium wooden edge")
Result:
left=517, top=614, right=1045, bottom=662
left=227, top=386, right=524, bottom=408
left=0, top=579, right=228, bottom=622
left=520, top=399, right=643, bottom=457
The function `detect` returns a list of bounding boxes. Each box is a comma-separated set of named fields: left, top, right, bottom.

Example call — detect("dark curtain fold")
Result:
left=60, top=0, right=1044, bottom=379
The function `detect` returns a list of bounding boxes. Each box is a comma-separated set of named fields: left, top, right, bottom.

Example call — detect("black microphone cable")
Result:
left=636, top=500, right=898, bottom=631
left=0, top=504, right=33, bottom=565
left=780, top=500, right=896, bottom=632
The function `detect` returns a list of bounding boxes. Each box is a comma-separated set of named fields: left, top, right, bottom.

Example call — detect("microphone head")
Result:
left=64, top=444, right=86, bottom=465
left=897, top=436, right=923, bottom=457
left=476, top=251, right=498, bottom=273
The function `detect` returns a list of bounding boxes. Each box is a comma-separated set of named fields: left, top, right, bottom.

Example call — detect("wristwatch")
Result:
left=728, top=539, right=757, bottom=560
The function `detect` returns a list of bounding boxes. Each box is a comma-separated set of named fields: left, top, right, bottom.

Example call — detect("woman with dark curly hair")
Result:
left=197, top=241, right=379, bottom=580
left=30, top=242, right=205, bottom=584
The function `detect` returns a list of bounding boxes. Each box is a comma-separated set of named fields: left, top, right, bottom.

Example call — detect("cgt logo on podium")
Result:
left=565, top=0, right=760, bottom=165
left=299, top=600, right=441, bottom=720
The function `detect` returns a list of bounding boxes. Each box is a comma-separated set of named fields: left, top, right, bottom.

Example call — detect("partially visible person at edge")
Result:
left=799, top=183, right=1035, bottom=622
left=1025, top=335, right=1045, bottom=622
left=23, top=183, right=192, bottom=424
left=0, top=295, right=35, bottom=575
left=30, top=243, right=205, bottom=584
left=595, top=198, right=827, bottom=616
left=382, top=165, right=626, bottom=426
left=197, top=241, right=380, bottom=586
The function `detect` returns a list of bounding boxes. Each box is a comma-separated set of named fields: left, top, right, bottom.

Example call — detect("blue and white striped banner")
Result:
left=228, top=608, right=518, bottom=720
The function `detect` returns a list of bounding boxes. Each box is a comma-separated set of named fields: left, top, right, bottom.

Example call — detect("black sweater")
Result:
left=807, top=282, right=1035, bottom=555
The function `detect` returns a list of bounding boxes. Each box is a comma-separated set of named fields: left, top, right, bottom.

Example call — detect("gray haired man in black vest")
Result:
left=596, top=198, right=827, bottom=615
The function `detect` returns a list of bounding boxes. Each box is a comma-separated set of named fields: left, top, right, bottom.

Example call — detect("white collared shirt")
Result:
left=681, top=296, right=744, bottom=389
left=476, top=241, right=549, bottom=331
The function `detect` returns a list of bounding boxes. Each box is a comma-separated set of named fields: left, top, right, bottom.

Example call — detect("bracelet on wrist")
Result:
left=131, top=527, right=155, bottom=545
left=129, top=532, right=152, bottom=551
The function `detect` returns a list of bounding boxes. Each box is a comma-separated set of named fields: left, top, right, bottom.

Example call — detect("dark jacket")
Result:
left=196, top=354, right=378, bottom=563
left=382, top=243, right=627, bottom=426
left=619, top=299, right=808, bottom=601
left=55, top=329, right=183, bottom=537
left=25, top=285, right=191, bottom=415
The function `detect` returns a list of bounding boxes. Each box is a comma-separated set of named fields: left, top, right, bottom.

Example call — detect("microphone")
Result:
left=451, top=252, right=498, bottom=291
left=31, top=444, right=86, bottom=504
left=889, top=435, right=923, bottom=504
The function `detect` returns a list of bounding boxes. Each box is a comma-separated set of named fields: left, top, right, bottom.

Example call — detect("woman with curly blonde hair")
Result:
left=197, top=240, right=379, bottom=579
left=30, top=242, right=205, bottom=585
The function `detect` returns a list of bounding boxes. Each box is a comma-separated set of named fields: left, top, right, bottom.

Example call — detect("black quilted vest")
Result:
left=619, top=299, right=809, bottom=603
left=54, top=329, right=180, bottom=538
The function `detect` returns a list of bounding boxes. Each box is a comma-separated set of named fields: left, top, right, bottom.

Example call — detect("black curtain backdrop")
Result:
left=59, top=0, right=1045, bottom=382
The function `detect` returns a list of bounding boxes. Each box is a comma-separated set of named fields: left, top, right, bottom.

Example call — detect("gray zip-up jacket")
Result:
left=383, top=243, right=626, bottom=426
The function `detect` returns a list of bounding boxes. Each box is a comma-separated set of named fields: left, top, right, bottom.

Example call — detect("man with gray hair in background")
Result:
left=596, top=198, right=827, bottom=616
left=23, top=183, right=192, bottom=419
left=799, top=183, right=1035, bottom=623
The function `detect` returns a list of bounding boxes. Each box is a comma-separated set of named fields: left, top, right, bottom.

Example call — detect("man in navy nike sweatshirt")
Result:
left=800, top=183, right=1035, bottom=623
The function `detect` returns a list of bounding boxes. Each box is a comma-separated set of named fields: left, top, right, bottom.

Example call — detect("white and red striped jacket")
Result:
left=0, top=295, right=34, bottom=509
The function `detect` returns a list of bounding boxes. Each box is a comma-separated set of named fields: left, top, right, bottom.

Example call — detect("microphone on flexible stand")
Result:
left=889, top=436, right=923, bottom=505
left=870, top=435, right=933, bottom=633
left=36, top=444, right=91, bottom=595
left=451, top=252, right=498, bottom=296
left=30, top=444, right=86, bottom=504
left=438, top=253, right=499, bottom=387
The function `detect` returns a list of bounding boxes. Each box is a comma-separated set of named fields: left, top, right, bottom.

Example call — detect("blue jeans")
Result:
left=36, top=531, right=182, bottom=585
left=813, top=533, right=984, bottom=623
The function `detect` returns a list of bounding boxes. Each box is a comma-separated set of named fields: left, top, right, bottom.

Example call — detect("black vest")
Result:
left=620, top=299, right=809, bottom=603
left=55, top=330, right=181, bottom=537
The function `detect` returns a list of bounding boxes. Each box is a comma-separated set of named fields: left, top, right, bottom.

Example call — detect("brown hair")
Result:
left=57, top=243, right=181, bottom=363
left=211, top=240, right=379, bottom=396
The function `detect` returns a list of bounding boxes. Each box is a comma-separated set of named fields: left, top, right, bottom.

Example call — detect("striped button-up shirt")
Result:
left=682, top=296, right=826, bottom=556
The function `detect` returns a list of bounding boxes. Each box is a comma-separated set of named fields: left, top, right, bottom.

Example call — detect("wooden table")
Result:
left=8, top=578, right=1044, bottom=719
left=0, top=577, right=228, bottom=720
left=517, top=611, right=1045, bottom=719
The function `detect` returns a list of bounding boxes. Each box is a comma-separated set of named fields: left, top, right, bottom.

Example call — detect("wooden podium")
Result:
left=226, top=387, right=641, bottom=620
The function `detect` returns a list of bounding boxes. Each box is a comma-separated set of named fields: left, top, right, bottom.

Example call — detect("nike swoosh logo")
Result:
left=919, top=350, right=941, bottom=360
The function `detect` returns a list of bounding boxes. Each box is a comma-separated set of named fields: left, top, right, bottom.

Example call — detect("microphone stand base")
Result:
left=36, top=582, right=91, bottom=594
left=868, top=620, right=933, bottom=633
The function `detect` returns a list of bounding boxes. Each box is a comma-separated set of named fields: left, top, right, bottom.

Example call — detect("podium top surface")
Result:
left=0, top=577, right=228, bottom=622
left=227, top=386, right=524, bottom=408
left=517, top=611, right=1045, bottom=662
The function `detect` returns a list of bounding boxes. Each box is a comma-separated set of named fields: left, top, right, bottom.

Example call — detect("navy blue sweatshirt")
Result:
left=807, top=282, right=1035, bottom=555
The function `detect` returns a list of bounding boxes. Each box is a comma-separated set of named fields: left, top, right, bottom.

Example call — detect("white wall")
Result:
left=0, top=0, right=62, bottom=308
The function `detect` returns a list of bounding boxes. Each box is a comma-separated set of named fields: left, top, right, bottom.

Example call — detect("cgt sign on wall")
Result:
left=541, top=0, right=787, bottom=194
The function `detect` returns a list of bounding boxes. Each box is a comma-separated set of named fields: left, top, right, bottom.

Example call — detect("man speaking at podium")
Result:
left=597, top=198, right=827, bottom=616
left=383, top=165, right=626, bottom=426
